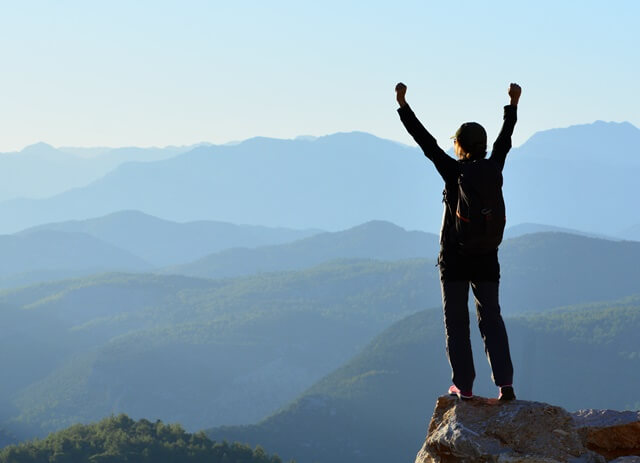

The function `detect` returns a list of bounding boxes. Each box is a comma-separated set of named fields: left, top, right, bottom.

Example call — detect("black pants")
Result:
left=439, top=249, right=513, bottom=392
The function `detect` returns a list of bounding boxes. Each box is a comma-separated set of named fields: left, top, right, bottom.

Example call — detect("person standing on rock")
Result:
left=395, top=82, right=521, bottom=401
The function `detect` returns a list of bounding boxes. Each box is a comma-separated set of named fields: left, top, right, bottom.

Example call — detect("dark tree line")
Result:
left=0, top=414, right=291, bottom=463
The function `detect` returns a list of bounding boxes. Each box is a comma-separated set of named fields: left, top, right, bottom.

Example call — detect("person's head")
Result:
left=452, top=122, right=487, bottom=161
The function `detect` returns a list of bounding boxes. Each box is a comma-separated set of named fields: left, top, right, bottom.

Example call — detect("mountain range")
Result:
left=0, top=230, right=148, bottom=282
left=23, top=210, right=320, bottom=267
left=1, top=213, right=639, bottom=308
left=0, top=143, right=189, bottom=201
left=1, top=119, right=639, bottom=454
left=0, top=120, right=638, bottom=235
left=3, top=208, right=638, bottom=305
left=167, top=225, right=640, bottom=313
left=2, top=229, right=640, bottom=440
left=0, top=212, right=320, bottom=288
left=163, top=220, right=439, bottom=279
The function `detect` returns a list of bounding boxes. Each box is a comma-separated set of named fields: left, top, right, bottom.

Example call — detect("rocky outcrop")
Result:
left=573, top=409, right=640, bottom=460
left=416, top=396, right=640, bottom=463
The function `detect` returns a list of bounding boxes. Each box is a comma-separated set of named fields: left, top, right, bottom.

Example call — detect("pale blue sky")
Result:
left=0, top=0, right=637, bottom=151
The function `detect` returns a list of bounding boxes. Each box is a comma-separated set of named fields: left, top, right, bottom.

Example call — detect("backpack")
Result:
left=454, top=159, right=506, bottom=254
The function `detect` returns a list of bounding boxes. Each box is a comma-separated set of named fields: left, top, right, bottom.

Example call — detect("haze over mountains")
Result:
left=2, top=211, right=638, bottom=298
left=164, top=220, right=440, bottom=279
left=0, top=120, right=638, bottom=236
left=0, top=230, right=149, bottom=288
left=514, top=120, right=640, bottom=165
left=24, top=210, right=320, bottom=267
left=0, top=143, right=190, bottom=201
left=0, top=211, right=319, bottom=288
left=1, top=221, right=640, bottom=440
left=1, top=119, right=639, bottom=459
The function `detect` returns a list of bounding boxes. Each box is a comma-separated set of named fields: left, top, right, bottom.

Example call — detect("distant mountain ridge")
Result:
left=3, top=210, right=638, bottom=313
left=0, top=131, right=427, bottom=233
left=0, top=120, right=637, bottom=234
left=165, top=220, right=439, bottom=279
left=2, top=213, right=639, bottom=309
left=24, top=210, right=321, bottom=267
left=0, top=143, right=189, bottom=201
left=0, top=211, right=320, bottom=288
left=514, top=120, right=640, bottom=165
left=499, top=232, right=640, bottom=311
left=502, top=222, right=619, bottom=241
left=164, top=226, right=640, bottom=313
left=618, top=222, right=640, bottom=241
left=0, top=229, right=150, bottom=288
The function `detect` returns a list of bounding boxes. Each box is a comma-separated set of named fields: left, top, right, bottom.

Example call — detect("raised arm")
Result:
left=395, top=83, right=458, bottom=184
left=490, top=83, right=521, bottom=171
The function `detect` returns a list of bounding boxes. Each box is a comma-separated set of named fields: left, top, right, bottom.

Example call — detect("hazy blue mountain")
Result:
left=24, top=210, right=321, bottom=267
left=499, top=121, right=640, bottom=233
left=0, top=132, right=440, bottom=233
left=513, top=120, right=640, bottom=165
left=165, top=220, right=439, bottom=279
left=618, top=223, right=640, bottom=241
left=0, top=143, right=189, bottom=202
left=0, top=121, right=637, bottom=234
left=0, top=230, right=150, bottom=288
left=499, top=232, right=640, bottom=311
left=501, top=157, right=640, bottom=234
left=207, top=297, right=640, bottom=463
left=503, top=222, right=619, bottom=240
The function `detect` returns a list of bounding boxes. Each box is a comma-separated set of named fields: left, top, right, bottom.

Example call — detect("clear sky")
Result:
left=0, top=0, right=637, bottom=151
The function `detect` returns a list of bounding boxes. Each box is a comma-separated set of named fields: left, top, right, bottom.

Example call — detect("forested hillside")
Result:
left=0, top=260, right=436, bottom=435
left=208, top=297, right=640, bottom=463
left=2, top=230, right=640, bottom=439
left=0, top=414, right=287, bottom=463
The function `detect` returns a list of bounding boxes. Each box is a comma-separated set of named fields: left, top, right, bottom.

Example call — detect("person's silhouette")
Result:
left=395, top=82, right=522, bottom=401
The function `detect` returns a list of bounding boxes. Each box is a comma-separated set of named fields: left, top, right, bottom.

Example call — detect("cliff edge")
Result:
left=416, top=395, right=640, bottom=463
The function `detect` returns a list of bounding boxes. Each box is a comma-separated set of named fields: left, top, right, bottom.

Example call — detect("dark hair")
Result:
left=455, top=122, right=487, bottom=160
left=458, top=140, right=487, bottom=160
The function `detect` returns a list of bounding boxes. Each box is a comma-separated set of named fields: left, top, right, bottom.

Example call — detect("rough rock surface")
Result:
left=416, top=395, right=607, bottom=463
left=572, top=410, right=640, bottom=460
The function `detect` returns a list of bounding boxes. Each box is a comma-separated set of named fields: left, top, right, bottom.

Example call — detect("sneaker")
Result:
left=448, top=384, right=473, bottom=400
left=498, top=385, right=516, bottom=401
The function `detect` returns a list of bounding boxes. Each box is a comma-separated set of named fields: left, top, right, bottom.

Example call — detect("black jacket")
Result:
left=397, top=104, right=517, bottom=251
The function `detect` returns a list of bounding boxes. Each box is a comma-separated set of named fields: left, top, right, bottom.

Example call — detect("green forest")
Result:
left=0, top=415, right=289, bottom=463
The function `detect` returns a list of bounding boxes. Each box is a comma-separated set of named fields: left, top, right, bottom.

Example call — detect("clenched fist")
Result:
left=508, top=83, right=521, bottom=106
left=396, top=82, right=407, bottom=107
